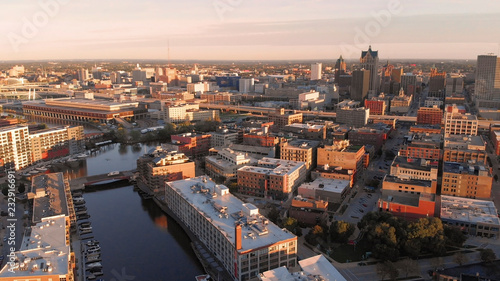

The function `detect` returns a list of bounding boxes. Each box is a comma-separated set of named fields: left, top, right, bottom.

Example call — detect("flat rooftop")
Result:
left=381, top=189, right=435, bottom=207
left=32, top=173, right=70, bottom=223
left=285, top=139, right=321, bottom=149
left=392, top=156, right=439, bottom=172
left=167, top=177, right=296, bottom=252
left=0, top=215, right=70, bottom=278
left=384, top=175, right=433, bottom=188
left=238, top=157, right=305, bottom=176
left=24, top=100, right=137, bottom=115
left=298, top=255, right=346, bottom=281
left=444, top=135, right=485, bottom=149
left=299, top=177, right=350, bottom=194
left=285, top=123, right=324, bottom=130
left=440, top=196, right=500, bottom=225
left=443, top=162, right=490, bottom=176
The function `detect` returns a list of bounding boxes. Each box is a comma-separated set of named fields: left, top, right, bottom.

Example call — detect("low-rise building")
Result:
left=382, top=175, right=437, bottom=195
left=237, top=158, right=307, bottom=200
left=297, top=177, right=350, bottom=204
left=289, top=195, right=328, bottom=225
left=390, top=89, right=412, bottom=113
left=378, top=189, right=436, bottom=220
left=347, top=125, right=390, bottom=151
left=282, top=123, right=326, bottom=140
left=443, top=112, right=478, bottom=136
left=279, top=139, right=320, bottom=172
left=317, top=140, right=365, bottom=179
left=165, top=177, right=297, bottom=280
left=268, top=108, right=303, bottom=130
left=137, top=147, right=195, bottom=193
left=206, top=148, right=257, bottom=181
left=440, top=196, right=500, bottom=238
left=409, top=124, right=442, bottom=134
left=259, top=255, right=346, bottom=281
left=243, top=130, right=279, bottom=147
left=399, top=133, right=442, bottom=160
left=311, top=164, right=355, bottom=187
left=390, top=156, right=439, bottom=181
left=417, top=106, right=442, bottom=125
left=170, top=132, right=211, bottom=158
left=364, top=95, right=387, bottom=115
left=163, top=103, right=219, bottom=123
left=210, top=127, right=242, bottom=148
left=443, top=134, right=487, bottom=165
left=424, top=97, right=444, bottom=107
left=441, top=162, right=492, bottom=199
left=336, top=107, right=369, bottom=128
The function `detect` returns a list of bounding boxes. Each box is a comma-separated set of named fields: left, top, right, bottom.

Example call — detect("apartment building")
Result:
left=0, top=125, right=31, bottom=170
left=443, top=112, right=478, bottom=136
left=441, top=162, right=493, bottom=199
left=443, top=135, right=487, bottom=165
left=317, top=140, right=365, bottom=178
left=30, top=126, right=85, bottom=162
left=279, top=139, right=320, bottom=172
left=170, top=132, right=212, bottom=158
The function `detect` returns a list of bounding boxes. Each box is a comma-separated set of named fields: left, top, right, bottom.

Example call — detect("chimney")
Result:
left=235, top=224, right=242, bottom=250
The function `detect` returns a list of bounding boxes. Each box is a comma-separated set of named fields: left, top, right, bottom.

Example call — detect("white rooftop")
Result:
left=167, top=177, right=296, bottom=252
left=299, top=178, right=350, bottom=194
left=0, top=215, right=70, bottom=278
left=299, top=255, right=347, bottom=281
left=287, top=123, right=324, bottom=130
left=440, top=196, right=500, bottom=225
left=238, top=157, right=305, bottom=176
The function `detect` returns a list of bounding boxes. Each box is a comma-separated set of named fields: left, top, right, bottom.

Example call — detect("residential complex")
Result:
left=165, top=177, right=297, bottom=281
left=0, top=125, right=31, bottom=170
left=30, top=126, right=85, bottom=162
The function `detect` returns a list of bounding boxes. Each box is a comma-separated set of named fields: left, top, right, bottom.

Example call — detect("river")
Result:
left=51, top=142, right=204, bottom=281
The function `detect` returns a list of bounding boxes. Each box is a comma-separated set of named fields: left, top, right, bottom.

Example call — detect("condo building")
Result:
left=165, top=177, right=297, bottom=281
left=30, top=126, right=85, bottom=163
left=0, top=125, right=31, bottom=170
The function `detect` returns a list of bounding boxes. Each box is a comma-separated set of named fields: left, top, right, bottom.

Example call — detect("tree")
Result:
left=18, top=183, right=25, bottom=193
left=129, top=130, right=141, bottom=142
left=479, top=249, right=497, bottom=263
left=329, top=220, right=355, bottom=243
left=397, top=258, right=419, bottom=278
left=311, top=225, right=324, bottom=236
left=283, top=217, right=298, bottom=233
left=453, top=251, right=468, bottom=266
left=444, top=226, right=467, bottom=247
left=267, top=206, right=280, bottom=224
left=376, top=261, right=399, bottom=281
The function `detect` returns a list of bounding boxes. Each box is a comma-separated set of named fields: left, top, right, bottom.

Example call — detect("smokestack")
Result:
left=235, top=223, right=242, bottom=250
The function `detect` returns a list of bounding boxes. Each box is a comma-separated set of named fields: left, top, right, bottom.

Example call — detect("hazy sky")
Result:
left=1, top=0, right=499, bottom=61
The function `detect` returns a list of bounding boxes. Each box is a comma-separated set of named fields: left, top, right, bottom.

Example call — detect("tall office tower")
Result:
left=429, top=67, right=446, bottom=98
left=360, top=46, right=379, bottom=93
left=391, top=67, right=403, bottom=95
left=351, top=69, right=370, bottom=102
left=77, top=68, right=89, bottom=82
left=475, top=54, right=500, bottom=108
left=334, top=55, right=347, bottom=83
left=311, top=63, right=322, bottom=80
left=401, top=73, right=417, bottom=96
left=380, top=61, right=394, bottom=93
left=445, top=74, right=464, bottom=95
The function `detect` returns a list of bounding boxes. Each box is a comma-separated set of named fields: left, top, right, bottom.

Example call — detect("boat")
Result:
left=195, top=275, right=211, bottom=281
left=30, top=170, right=40, bottom=174
left=87, top=262, right=102, bottom=268
left=77, top=153, right=89, bottom=159
left=36, top=166, right=48, bottom=171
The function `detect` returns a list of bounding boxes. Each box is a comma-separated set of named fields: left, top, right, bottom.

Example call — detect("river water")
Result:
left=51, top=142, right=204, bottom=281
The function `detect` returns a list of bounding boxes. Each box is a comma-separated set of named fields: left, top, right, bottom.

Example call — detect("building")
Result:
left=210, top=127, right=242, bottom=148
left=282, top=123, right=326, bottom=140
left=417, top=106, right=442, bottom=125
left=317, top=140, right=365, bottom=178
left=443, top=112, right=478, bottom=136
left=445, top=104, right=466, bottom=114
left=0, top=215, right=75, bottom=281
left=401, top=73, right=417, bottom=96
left=279, top=139, right=320, bottom=172
left=441, top=162, right=492, bottom=199
left=137, top=147, right=195, bottom=193
left=259, top=255, right=346, bottom=281
left=205, top=148, right=257, bottom=181
left=474, top=54, right=500, bottom=109
left=298, top=177, right=350, bottom=204
left=289, top=196, right=328, bottom=225
left=23, top=98, right=147, bottom=123
left=378, top=189, right=436, bottom=220
left=351, top=69, right=370, bottom=102
left=30, top=126, right=85, bottom=163
left=336, top=107, right=369, bottom=128
left=382, top=175, right=437, bottom=195
left=390, top=156, right=439, bottom=182
left=490, top=123, right=500, bottom=156
left=187, top=82, right=207, bottom=95
left=347, top=126, right=389, bottom=151
left=310, top=63, right=322, bottom=81
left=334, top=56, right=347, bottom=83
left=435, top=261, right=500, bottom=281
left=360, top=46, right=379, bottom=93
left=77, top=68, right=89, bottom=82
left=390, top=88, right=412, bottom=113
left=364, top=95, right=387, bottom=115
left=163, top=103, right=219, bottom=124
left=0, top=125, right=31, bottom=170
left=311, top=164, right=355, bottom=187
left=237, top=158, right=307, bottom=200
left=399, top=133, right=443, bottom=160
left=239, top=78, right=255, bottom=93
left=440, top=196, right=499, bottom=238
left=409, top=125, right=442, bottom=134
left=445, top=74, right=464, bottom=95
left=170, top=132, right=212, bottom=158
left=268, top=108, right=303, bottom=130
left=424, top=97, right=444, bottom=107
left=165, top=177, right=297, bottom=280
left=428, top=68, right=446, bottom=98
left=243, top=130, right=279, bottom=147
left=443, top=134, right=487, bottom=165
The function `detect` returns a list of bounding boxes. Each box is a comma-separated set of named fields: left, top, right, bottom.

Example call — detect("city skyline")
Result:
left=1, top=0, right=500, bottom=61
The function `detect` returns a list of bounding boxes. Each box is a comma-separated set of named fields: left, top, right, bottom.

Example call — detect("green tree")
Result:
left=283, top=217, right=298, bottom=233
left=129, top=130, right=141, bottom=142
left=329, top=220, right=355, bottom=243
left=479, top=249, right=497, bottom=263
left=453, top=251, right=468, bottom=266
left=444, top=226, right=467, bottom=247
left=312, top=225, right=324, bottom=236
left=267, top=206, right=280, bottom=224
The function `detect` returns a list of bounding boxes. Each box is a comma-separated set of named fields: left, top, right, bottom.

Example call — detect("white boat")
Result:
left=87, top=262, right=102, bottom=268
left=77, top=153, right=89, bottom=159
left=36, top=166, right=48, bottom=171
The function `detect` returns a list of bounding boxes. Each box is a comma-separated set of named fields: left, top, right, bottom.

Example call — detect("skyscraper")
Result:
left=311, top=63, right=322, bottom=80
left=334, top=55, right=347, bottom=83
left=360, top=46, right=379, bottom=93
left=475, top=54, right=500, bottom=108
left=429, top=67, right=446, bottom=98
left=351, top=69, right=370, bottom=102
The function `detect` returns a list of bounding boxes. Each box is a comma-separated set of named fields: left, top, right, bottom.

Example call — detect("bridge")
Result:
left=69, top=170, right=136, bottom=190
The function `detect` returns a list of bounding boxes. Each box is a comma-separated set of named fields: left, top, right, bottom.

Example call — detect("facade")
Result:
left=474, top=54, right=500, bottom=108
left=417, top=106, right=442, bottom=125
left=210, top=127, right=242, bottom=148
left=205, top=148, right=257, bottom=181
left=0, top=125, right=31, bottom=170
left=443, top=112, right=478, bottom=136
left=351, top=69, right=370, bottom=102
left=0, top=215, right=75, bottom=281
left=310, top=63, right=322, bottom=81
left=279, top=139, right=320, bottom=172
left=445, top=74, right=464, bottom=95
left=165, top=177, right=297, bottom=281
left=347, top=126, right=389, bottom=151
left=297, top=177, right=350, bottom=204
left=390, top=88, right=412, bottom=113
left=163, top=103, right=219, bottom=123
left=30, top=126, right=85, bottom=162
left=390, top=156, right=438, bottom=182
left=382, top=175, right=437, bottom=195
left=268, top=108, right=303, bottom=130
left=443, top=135, right=487, bottom=165
left=170, top=133, right=212, bottom=158
left=364, top=96, right=387, bottom=115
left=23, top=98, right=146, bottom=123
left=360, top=46, right=379, bottom=92
left=401, top=73, right=417, bottom=96
left=317, top=140, right=365, bottom=178
left=237, top=158, right=307, bottom=200
left=490, top=123, right=500, bottom=156
left=428, top=68, right=446, bottom=98
left=311, top=165, right=354, bottom=187
left=441, top=162, right=492, bottom=199
left=409, top=125, right=442, bottom=134
left=289, top=196, right=328, bottom=225
left=440, top=196, right=500, bottom=238
left=336, top=107, right=369, bottom=128
left=424, top=97, right=444, bottom=107
left=399, top=133, right=442, bottom=160
left=282, top=123, right=326, bottom=140
left=137, top=147, right=195, bottom=193
left=201, top=92, right=233, bottom=103
left=239, top=78, right=255, bottom=93
left=378, top=189, right=436, bottom=220
left=243, top=131, right=279, bottom=147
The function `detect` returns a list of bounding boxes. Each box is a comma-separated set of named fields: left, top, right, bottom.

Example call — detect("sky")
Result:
left=1, top=0, right=499, bottom=61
